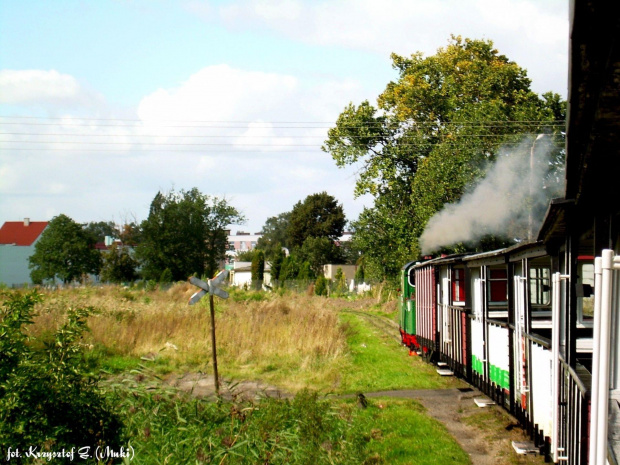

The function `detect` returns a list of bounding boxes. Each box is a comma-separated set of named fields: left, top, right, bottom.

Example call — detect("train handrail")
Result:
left=526, top=332, right=552, bottom=350
left=559, top=354, right=591, bottom=396
left=438, top=304, right=471, bottom=313
left=486, top=318, right=509, bottom=329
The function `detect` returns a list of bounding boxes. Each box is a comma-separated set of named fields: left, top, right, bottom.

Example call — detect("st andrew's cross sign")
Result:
left=188, top=270, right=229, bottom=395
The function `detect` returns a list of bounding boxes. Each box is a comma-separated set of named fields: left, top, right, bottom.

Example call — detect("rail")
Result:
left=557, top=356, right=590, bottom=464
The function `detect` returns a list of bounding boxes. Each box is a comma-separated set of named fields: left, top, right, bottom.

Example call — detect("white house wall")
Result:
left=0, top=244, right=35, bottom=287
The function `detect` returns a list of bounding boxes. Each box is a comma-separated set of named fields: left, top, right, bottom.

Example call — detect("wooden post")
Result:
left=210, top=293, right=220, bottom=395
left=188, top=272, right=229, bottom=398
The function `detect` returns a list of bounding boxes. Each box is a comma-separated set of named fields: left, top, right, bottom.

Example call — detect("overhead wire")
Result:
left=0, top=115, right=565, bottom=152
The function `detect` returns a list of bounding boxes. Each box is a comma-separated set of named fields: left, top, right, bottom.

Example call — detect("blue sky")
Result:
left=0, top=0, right=568, bottom=233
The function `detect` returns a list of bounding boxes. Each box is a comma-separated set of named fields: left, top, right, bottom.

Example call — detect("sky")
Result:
left=0, top=0, right=569, bottom=233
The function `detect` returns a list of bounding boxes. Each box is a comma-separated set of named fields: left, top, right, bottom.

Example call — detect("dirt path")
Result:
left=162, top=372, right=544, bottom=465
left=163, top=372, right=291, bottom=401
left=333, top=387, right=544, bottom=465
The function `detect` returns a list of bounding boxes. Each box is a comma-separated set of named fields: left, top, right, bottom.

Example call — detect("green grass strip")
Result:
left=352, top=398, right=471, bottom=465
left=338, top=312, right=455, bottom=393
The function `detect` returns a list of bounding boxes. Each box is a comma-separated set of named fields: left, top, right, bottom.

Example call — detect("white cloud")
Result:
left=0, top=65, right=372, bottom=231
left=137, top=64, right=298, bottom=122
left=0, top=70, right=80, bottom=104
left=0, top=69, right=107, bottom=109
left=215, top=0, right=568, bottom=96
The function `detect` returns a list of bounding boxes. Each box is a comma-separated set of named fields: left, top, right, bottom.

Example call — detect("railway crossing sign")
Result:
left=188, top=270, right=229, bottom=305
left=188, top=269, right=229, bottom=396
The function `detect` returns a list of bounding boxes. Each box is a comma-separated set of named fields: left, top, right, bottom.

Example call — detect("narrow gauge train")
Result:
left=399, top=242, right=598, bottom=463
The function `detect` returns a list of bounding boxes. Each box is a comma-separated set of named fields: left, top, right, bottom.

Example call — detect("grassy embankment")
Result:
left=9, top=284, right=470, bottom=464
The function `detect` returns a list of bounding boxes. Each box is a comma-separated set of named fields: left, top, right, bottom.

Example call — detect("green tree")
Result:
left=314, top=275, right=328, bottom=296
left=298, top=236, right=342, bottom=277
left=251, top=249, right=265, bottom=290
left=287, top=192, right=346, bottom=249
left=324, top=36, right=565, bottom=280
left=297, top=261, right=314, bottom=281
left=100, top=243, right=138, bottom=283
left=83, top=220, right=118, bottom=243
left=118, top=220, right=142, bottom=245
left=236, top=249, right=260, bottom=262
left=256, top=212, right=291, bottom=260
left=270, top=247, right=285, bottom=283
left=279, top=255, right=299, bottom=283
left=354, top=258, right=365, bottom=284
left=137, top=188, right=244, bottom=281
left=29, top=214, right=102, bottom=284
left=333, top=267, right=347, bottom=295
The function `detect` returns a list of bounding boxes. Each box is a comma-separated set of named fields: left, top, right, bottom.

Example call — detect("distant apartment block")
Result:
left=225, top=230, right=262, bottom=257
left=225, top=230, right=353, bottom=262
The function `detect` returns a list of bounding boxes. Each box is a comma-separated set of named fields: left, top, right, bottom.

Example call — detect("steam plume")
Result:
left=419, top=136, right=564, bottom=254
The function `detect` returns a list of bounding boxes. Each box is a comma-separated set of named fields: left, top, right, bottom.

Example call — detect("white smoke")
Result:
left=419, top=135, right=563, bottom=254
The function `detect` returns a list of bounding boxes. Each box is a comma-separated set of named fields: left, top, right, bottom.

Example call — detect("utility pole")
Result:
left=529, top=134, right=546, bottom=241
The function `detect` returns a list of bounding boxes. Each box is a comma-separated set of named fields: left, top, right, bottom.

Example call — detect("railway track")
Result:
left=340, top=309, right=402, bottom=344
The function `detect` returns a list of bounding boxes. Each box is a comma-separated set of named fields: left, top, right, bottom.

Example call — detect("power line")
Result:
left=0, top=129, right=566, bottom=138
left=0, top=139, right=564, bottom=153
left=0, top=116, right=566, bottom=130
left=0, top=115, right=567, bottom=124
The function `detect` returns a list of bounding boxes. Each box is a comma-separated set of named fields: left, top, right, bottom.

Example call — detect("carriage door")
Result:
left=470, top=268, right=486, bottom=382
left=441, top=268, right=451, bottom=359
left=513, top=268, right=529, bottom=411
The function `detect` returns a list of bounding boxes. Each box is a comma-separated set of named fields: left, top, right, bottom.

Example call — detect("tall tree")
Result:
left=137, top=188, right=244, bottom=281
left=100, top=243, right=138, bottom=284
left=298, top=236, right=343, bottom=277
left=29, top=214, right=102, bottom=284
left=251, top=250, right=265, bottom=290
left=287, top=192, right=346, bottom=249
left=83, top=221, right=118, bottom=243
left=324, top=36, right=565, bottom=281
left=256, top=212, right=291, bottom=260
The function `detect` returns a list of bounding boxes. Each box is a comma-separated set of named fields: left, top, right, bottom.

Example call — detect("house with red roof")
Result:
left=0, top=218, right=48, bottom=287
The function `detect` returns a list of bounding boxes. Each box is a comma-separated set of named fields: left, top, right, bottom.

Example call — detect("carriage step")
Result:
left=511, top=441, right=538, bottom=455
left=474, top=397, right=496, bottom=408
left=436, top=368, right=454, bottom=376
left=437, top=362, right=448, bottom=367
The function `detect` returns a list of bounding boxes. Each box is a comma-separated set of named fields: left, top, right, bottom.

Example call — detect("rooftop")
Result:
left=0, top=220, right=48, bottom=246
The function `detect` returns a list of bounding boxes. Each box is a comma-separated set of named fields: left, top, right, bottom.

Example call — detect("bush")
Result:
left=315, top=275, right=328, bottom=296
left=332, top=267, right=348, bottom=296
left=159, top=268, right=173, bottom=283
left=0, top=291, right=125, bottom=462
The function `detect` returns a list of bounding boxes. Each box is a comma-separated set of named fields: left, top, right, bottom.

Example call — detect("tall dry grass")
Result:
left=21, top=284, right=349, bottom=390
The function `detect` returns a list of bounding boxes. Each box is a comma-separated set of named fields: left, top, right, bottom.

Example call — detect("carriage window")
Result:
left=577, top=261, right=594, bottom=322
left=529, top=267, right=551, bottom=306
left=488, top=268, right=507, bottom=304
left=452, top=268, right=466, bottom=302
left=408, top=268, right=415, bottom=287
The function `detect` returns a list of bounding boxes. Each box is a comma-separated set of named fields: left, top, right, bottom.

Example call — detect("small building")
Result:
left=229, top=261, right=271, bottom=289
left=0, top=218, right=48, bottom=287
left=323, top=264, right=357, bottom=284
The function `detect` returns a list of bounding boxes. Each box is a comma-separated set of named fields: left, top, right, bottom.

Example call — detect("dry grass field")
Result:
left=25, top=284, right=355, bottom=391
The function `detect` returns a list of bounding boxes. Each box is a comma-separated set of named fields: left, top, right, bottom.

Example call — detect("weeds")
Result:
left=107, top=370, right=367, bottom=464
left=23, top=285, right=349, bottom=390
left=0, top=291, right=124, bottom=463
